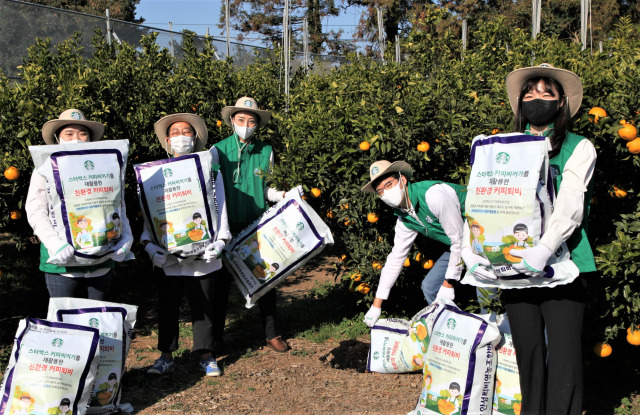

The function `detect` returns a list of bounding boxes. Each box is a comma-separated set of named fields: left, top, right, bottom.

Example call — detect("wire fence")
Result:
left=0, top=0, right=349, bottom=80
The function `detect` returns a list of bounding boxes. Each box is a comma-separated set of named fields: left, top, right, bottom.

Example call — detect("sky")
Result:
left=134, top=0, right=366, bottom=50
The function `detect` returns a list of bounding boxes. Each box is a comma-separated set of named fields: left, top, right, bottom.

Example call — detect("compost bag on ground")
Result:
left=0, top=318, right=100, bottom=415
left=409, top=300, right=501, bottom=415
left=47, top=298, right=137, bottom=414
left=461, top=133, right=579, bottom=289
left=492, top=314, right=522, bottom=415
left=134, top=151, right=219, bottom=261
left=29, top=140, right=132, bottom=266
left=223, top=192, right=334, bottom=308
left=367, top=302, right=445, bottom=374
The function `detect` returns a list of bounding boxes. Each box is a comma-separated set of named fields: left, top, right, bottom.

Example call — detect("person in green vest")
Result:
left=470, top=63, right=595, bottom=415
left=210, top=97, right=297, bottom=354
left=25, top=109, right=133, bottom=300
left=360, top=160, right=467, bottom=328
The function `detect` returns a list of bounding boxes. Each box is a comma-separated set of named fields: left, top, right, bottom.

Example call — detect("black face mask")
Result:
left=521, top=99, right=560, bottom=127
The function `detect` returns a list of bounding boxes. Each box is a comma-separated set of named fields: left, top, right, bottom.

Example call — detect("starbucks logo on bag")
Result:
left=89, top=318, right=100, bottom=328
left=446, top=318, right=456, bottom=330
left=373, top=351, right=380, bottom=360
left=296, top=222, right=304, bottom=231
left=495, top=152, right=510, bottom=165
left=163, top=168, right=173, bottom=178
left=51, top=338, right=64, bottom=347
left=84, top=160, right=95, bottom=170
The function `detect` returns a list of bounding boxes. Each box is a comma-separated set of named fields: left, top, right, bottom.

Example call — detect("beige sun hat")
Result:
left=361, top=160, right=414, bottom=193
left=154, top=113, right=208, bottom=152
left=506, top=63, right=583, bottom=117
left=41, top=109, right=105, bottom=145
left=221, top=97, right=271, bottom=128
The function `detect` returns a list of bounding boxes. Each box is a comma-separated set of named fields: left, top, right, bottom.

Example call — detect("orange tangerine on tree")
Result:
left=421, top=259, right=434, bottom=269
left=627, top=138, right=640, bottom=154
left=415, top=252, right=423, bottom=262
left=417, top=142, right=430, bottom=152
left=593, top=342, right=612, bottom=357
left=491, top=128, right=500, bottom=135
left=356, top=283, right=371, bottom=294
left=4, top=166, right=19, bottom=181
left=310, top=188, right=321, bottom=198
left=216, top=120, right=223, bottom=127
left=340, top=203, right=349, bottom=210
left=339, top=254, right=347, bottom=262
left=359, top=141, right=370, bottom=151
left=588, top=107, right=606, bottom=123
left=326, top=210, right=335, bottom=219
left=372, top=260, right=383, bottom=270
left=344, top=219, right=353, bottom=226
left=404, top=258, right=411, bottom=267
left=10, top=210, right=22, bottom=220
left=610, top=186, right=627, bottom=198
left=367, top=212, right=379, bottom=223
left=627, top=326, right=640, bottom=346
left=618, top=121, right=637, bottom=141
left=350, top=272, right=362, bottom=282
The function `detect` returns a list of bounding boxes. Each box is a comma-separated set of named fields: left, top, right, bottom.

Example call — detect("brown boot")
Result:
left=265, top=336, right=289, bottom=353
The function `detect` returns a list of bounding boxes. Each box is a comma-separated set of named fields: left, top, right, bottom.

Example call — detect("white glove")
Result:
left=435, top=285, right=455, bottom=302
left=145, top=243, right=168, bottom=267
left=461, top=247, right=497, bottom=281
left=510, top=244, right=553, bottom=277
left=364, top=306, right=381, bottom=328
left=110, top=246, right=128, bottom=262
left=54, top=243, right=75, bottom=263
left=286, top=185, right=304, bottom=199
left=203, top=240, right=225, bottom=263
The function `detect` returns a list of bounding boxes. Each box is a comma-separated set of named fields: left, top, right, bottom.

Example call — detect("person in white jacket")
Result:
left=26, top=109, right=133, bottom=300
left=360, top=160, right=467, bottom=328
left=142, top=113, right=231, bottom=378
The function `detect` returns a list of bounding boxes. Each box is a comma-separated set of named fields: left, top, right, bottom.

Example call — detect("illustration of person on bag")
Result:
left=513, top=223, right=531, bottom=248
left=192, top=212, right=209, bottom=239
left=74, top=216, right=93, bottom=249
left=10, top=390, right=35, bottom=415
left=159, top=221, right=176, bottom=249
left=470, top=220, right=485, bottom=255
left=447, top=382, right=462, bottom=414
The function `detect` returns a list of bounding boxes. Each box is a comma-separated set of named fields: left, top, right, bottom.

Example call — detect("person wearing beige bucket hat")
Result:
left=209, top=96, right=300, bottom=354
left=141, top=113, right=232, bottom=377
left=25, top=109, right=133, bottom=301
left=465, top=64, right=596, bottom=415
left=360, top=160, right=468, bottom=328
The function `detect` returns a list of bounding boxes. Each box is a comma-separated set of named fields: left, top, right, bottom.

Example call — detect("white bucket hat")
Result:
left=41, top=109, right=105, bottom=145
left=506, top=63, right=583, bottom=117
left=154, top=113, right=208, bottom=152
left=361, top=160, right=414, bottom=193
left=221, top=97, right=271, bottom=128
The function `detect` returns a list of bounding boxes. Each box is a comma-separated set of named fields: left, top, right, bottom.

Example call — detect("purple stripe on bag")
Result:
left=470, top=134, right=546, bottom=166
left=371, top=325, right=409, bottom=335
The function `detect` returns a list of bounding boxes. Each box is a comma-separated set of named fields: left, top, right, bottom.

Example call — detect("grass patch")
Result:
left=297, top=315, right=368, bottom=343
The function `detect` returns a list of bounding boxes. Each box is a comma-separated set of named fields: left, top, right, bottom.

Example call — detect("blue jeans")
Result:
left=420, top=252, right=449, bottom=304
left=45, top=270, right=113, bottom=300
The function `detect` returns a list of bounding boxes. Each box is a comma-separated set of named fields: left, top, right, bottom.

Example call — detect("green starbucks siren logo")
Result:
left=496, top=152, right=510, bottom=165
left=373, top=351, right=380, bottom=360
left=84, top=160, right=95, bottom=170
left=446, top=318, right=457, bottom=330
left=89, top=318, right=100, bottom=328
left=163, top=168, right=173, bottom=178
left=51, top=338, right=64, bottom=347
left=296, top=222, right=304, bottom=231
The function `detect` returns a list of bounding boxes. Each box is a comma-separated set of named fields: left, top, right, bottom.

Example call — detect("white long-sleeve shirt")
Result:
left=375, top=183, right=465, bottom=300
left=140, top=169, right=232, bottom=277
left=25, top=170, right=134, bottom=278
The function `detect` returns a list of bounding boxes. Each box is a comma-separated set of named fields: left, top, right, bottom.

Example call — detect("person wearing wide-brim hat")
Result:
left=463, top=64, right=596, bottom=414
left=25, top=109, right=133, bottom=301
left=360, top=160, right=468, bottom=329
left=141, top=112, right=231, bottom=378
left=209, top=96, right=300, bottom=354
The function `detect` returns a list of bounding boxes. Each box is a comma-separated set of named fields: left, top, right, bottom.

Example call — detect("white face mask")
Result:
left=170, top=135, right=194, bottom=155
left=61, top=139, right=82, bottom=145
left=379, top=179, right=406, bottom=208
left=234, top=124, right=256, bottom=140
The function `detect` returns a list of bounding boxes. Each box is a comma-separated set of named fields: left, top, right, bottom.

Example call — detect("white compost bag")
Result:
left=409, top=300, right=501, bottom=415
left=47, top=298, right=137, bottom=414
left=493, top=315, right=522, bottom=415
left=223, top=192, right=334, bottom=308
left=0, top=318, right=100, bottom=415
left=367, top=302, right=445, bottom=374
left=134, top=151, right=219, bottom=259
left=461, top=133, right=579, bottom=289
left=29, top=140, right=132, bottom=266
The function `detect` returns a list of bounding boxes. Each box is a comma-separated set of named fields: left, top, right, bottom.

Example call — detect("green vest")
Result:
left=214, top=135, right=273, bottom=234
left=39, top=243, right=115, bottom=274
left=394, top=180, right=467, bottom=246
left=545, top=130, right=597, bottom=272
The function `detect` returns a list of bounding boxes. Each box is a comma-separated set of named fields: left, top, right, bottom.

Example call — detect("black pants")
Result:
left=212, top=269, right=279, bottom=348
left=156, top=270, right=217, bottom=354
left=502, top=277, right=588, bottom=415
